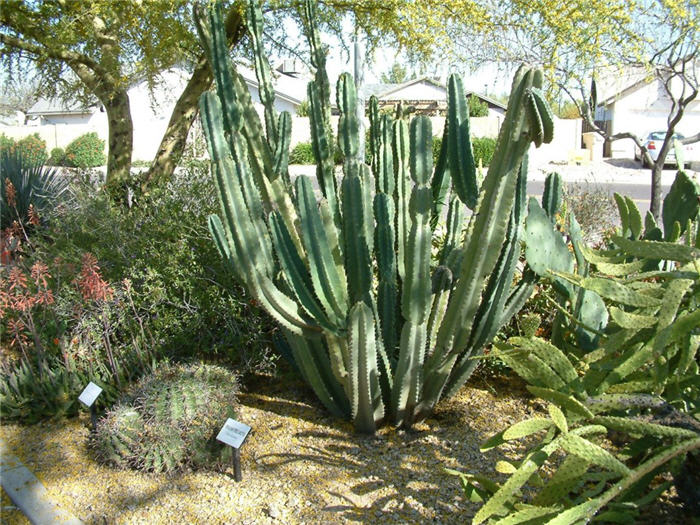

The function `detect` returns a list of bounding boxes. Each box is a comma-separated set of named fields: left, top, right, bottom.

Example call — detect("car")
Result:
left=634, top=131, right=690, bottom=168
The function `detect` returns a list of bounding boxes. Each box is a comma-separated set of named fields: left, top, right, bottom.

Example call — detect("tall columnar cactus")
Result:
left=195, top=0, right=557, bottom=432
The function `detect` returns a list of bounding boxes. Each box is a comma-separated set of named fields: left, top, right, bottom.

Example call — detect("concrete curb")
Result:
left=1, top=441, right=83, bottom=525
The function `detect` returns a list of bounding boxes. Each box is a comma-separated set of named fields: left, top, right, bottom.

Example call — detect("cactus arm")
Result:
left=426, top=266, right=453, bottom=358
left=369, top=96, right=381, bottom=175
left=391, top=116, right=434, bottom=426
left=374, top=193, right=398, bottom=355
left=342, top=164, right=373, bottom=305
left=424, top=67, right=545, bottom=408
left=208, top=213, right=244, bottom=285
left=541, top=171, right=562, bottom=218
left=376, top=114, right=395, bottom=195
left=308, top=82, right=338, bottom=217
left=295, top=176, right=349, bottom=324
left=337, top=73, right=360, bottom=162
left=447, top=74, right=478, bottom=209
left=284, top=330, right=349, bottom=418
left=393, top=118, right=411, bottom=281
left=302, top=0, right=332, bottom=129
left=438, top=196, right=466, bottom=266
left=245, top=0, right=278, bottom=150
left=431, top=122, right=451, bottom=224
left=349, top=302, right=385, bottom=433
left=269, top=210, right=337, bottom=332
left=201, top=91, right=314, bottom=334
left=273, top=112, right=292, bottom=186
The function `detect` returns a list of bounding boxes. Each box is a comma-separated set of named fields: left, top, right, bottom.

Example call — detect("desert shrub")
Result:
left=93, top=362, right=239, bottom=472
left=562, top=182, right=618, bottom=245
left=65, top=132, right=106, bottom=168
left=0, top=148, right=70, bottom=234
left=48, top=147, right=66, bottom=166
left=472, top=137, right=496, bottom=166
left=13, top=133, right=49, bottom=167
left=468, top=95, right=489, bottom=117
left=30, top=154, right=277, bottom=375
left=289, top=141, right=315, bottom=164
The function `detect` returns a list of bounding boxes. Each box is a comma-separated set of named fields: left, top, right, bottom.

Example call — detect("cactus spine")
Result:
left=196, top=0, right=557, bottom=432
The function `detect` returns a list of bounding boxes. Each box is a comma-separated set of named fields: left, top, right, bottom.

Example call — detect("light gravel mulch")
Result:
left=1, top=371, right=692, bottom=524
left=1, top=373, right=536, bottom=524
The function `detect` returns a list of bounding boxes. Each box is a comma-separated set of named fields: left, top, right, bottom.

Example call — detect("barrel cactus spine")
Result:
left=195, top=0, right=558, bottom=433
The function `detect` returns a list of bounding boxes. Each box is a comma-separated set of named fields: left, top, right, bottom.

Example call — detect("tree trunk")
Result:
left=649, top=162, right=664, bottom=220
left=102, top=89, right=134, bottom=197
left=140, top=56, right=212, bottom=191
left=141, top=7, right=245, bottom=191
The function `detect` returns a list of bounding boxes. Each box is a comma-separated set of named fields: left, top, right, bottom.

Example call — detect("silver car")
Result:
left=634, top=131, right=689, bottom=168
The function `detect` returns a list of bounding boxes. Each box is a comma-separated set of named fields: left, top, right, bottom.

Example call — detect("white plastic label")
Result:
left=78, top=382, right=103, bottom=407
left=216, top=418, right=251, bottom=449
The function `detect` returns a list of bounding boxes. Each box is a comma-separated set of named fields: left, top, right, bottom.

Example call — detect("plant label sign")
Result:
left=78, top=382, right=103, bottom=407
left=216, top=418, right=251, bottom=449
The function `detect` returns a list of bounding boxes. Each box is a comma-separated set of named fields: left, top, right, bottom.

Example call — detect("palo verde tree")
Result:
left=0, top=0, right=245, bottom=197
left=453, top=0, right=699, bottom=220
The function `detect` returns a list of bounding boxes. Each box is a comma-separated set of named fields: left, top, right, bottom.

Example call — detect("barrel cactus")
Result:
left=93, top=362, right=239, bottom=472
left=194, top=0, right=558, bottom=432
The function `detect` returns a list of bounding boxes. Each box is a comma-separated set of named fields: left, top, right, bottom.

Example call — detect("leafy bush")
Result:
left=30, top=153, right=277, bottom=375
left=0, top=148, right=70, bottom=234
left=289, top=141, right=315, bottom=164
left=468, top=95, right=489, bottom=117
left=561, top=182, right=618, bottom=245
left=0, top=133, right=15, bottom=156
left=48, top=147, right=66, bottom=166
left=65, top=132, right=106, bottom=168
left=472, top=137, right=496, bottom=166
left=92, top=362, right=239, bottom=472
left=14, top=133, right=49, bottom=167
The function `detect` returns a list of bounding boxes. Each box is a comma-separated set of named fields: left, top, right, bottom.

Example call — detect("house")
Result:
left=594, top=66, right=700, bottom=158
left=25, top=99, right=103, bottom=126
left=4, top=65, right=308, bottom=161
left=360, top=77, right=507, bottom=118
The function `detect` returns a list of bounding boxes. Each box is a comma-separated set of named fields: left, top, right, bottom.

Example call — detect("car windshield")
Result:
left=649, top=131, right=685, bottom=140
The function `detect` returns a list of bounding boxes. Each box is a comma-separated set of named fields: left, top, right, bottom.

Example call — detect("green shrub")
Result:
left=93, top=362, right=239, bottom=472
left=432, top=135, right=495, bottom=167
left=48, top=147, right=66, bottom=166
left=472, top=137, right=496, bottom=166
left=468, top=95, right=489, bottom=117
left=14, top=133, right=49, bottom=167
left=0, top=133, right=15, bottom=156
left=289, top=141, right=315, bottom=164
left=65, top=132, right=105, bottom=168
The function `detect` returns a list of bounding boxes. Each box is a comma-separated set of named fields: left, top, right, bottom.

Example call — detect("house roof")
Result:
left=238, top=65, right=307, bottom=106
left=360, top=77, right=507, bottom=110
left=26, top=98, right=98, bottom=116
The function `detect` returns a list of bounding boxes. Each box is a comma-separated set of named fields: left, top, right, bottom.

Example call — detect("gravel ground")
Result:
left=1, top=370, right=695, bottom=524
left=0, top=373, right=540, bottom=524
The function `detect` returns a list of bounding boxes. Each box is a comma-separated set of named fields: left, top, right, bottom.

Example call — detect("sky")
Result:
left=274, top=16, right=516, bottom=99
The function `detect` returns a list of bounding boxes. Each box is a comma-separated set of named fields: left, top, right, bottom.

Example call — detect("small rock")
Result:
left=267, top=503, right=281, bottom=519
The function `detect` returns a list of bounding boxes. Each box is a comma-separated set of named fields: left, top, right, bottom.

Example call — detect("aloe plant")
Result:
left=194, top=0, right=557, bottom=432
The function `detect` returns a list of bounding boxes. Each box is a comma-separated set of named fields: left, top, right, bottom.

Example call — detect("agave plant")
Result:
left=0, top=148, right=70, bottom=230
left=194, top=0, right=559, bottom=432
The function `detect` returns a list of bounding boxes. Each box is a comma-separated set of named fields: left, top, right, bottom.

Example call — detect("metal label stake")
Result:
left=216, top=418, right=251, bottom=482
left=78, top=381, right=103, bottom=432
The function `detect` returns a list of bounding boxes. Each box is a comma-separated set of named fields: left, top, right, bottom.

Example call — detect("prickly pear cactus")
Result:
left=194, top=0, right=559, bottom=432
left=92, top=363, right=239, bottom=472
